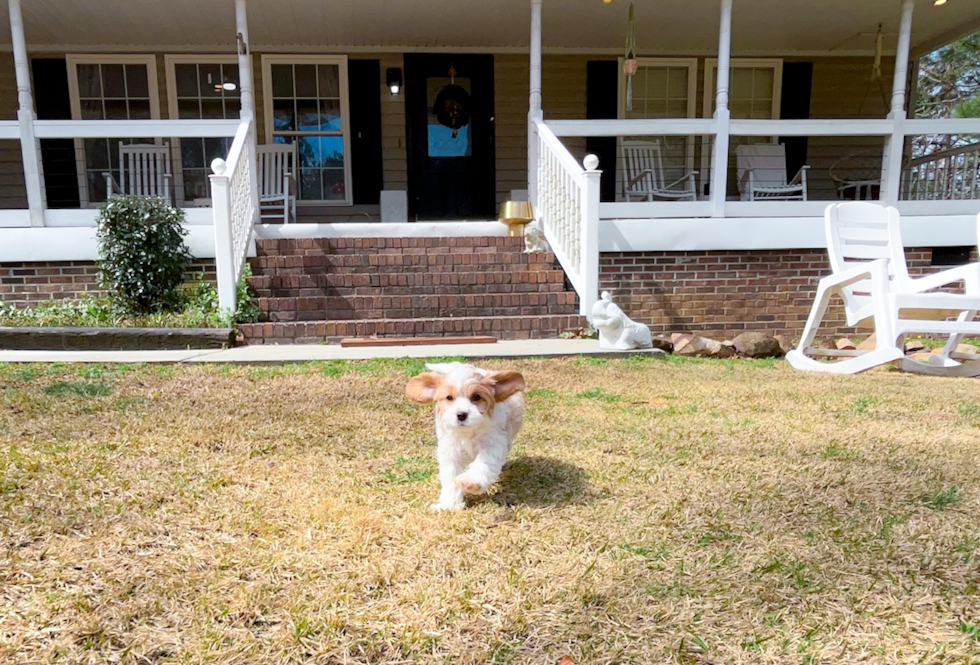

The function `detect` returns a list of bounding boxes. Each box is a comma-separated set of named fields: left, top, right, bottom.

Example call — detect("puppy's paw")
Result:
left=454, top=475, right=488, bottom=496
left=429, top=499, right=465, bottom=512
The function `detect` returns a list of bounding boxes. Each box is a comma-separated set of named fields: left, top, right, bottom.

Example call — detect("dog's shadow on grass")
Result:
left=480, top=456, right=593, bottom=508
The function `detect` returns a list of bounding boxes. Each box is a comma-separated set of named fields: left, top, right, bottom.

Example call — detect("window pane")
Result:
left=84, top=139, right=110, bottom=170
left=125, top=64, right=149, bottom=97
left=667, top=68, right=688, bottom=98
left=128, top=100, right=151, bottom=119
left=294, top=64, right=317, bottom=97
left=296, top=99, right=320, bottom=131
left=646, top=68, right=668, bottom=98
left=731, top=68, right=753, bottom=98
left=178, top=99, right=201, bottom=119
left=271, top=65, right=293, bottom=97
left=104, top=99, right=128, bottom=119
left=273, top=100, right=295, bottom=131
left=297, top=136, right=321, bottom=167
left=200, top=100, right=224, bottom=120
left=183, top=171, right=208, bottom=201
left=317, top=65, right=340, bottom=97
left=299, top=169, right=321, bottom=199
left=181, top=138, right=205, bottom=169
left=752, top=69, right=775, bottom=98
left=319, top=137, right=344, bottom=168
left=204, top=137, right=230, bottom=163
left=77, top=64, right=102, bottom=97
left=322, top=169, right=345, bottom=200
left=199, top=64, right=222, bottom=96
left=175, top=64, right=198, bottom=97
left=319, top=99, right=341, bottom=131
left=102, top=64, right=126, bottom=97
left=80, top=100, right=103, bottom=120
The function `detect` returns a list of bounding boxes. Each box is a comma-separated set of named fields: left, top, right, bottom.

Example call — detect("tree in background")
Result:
left=914, top=32, right=979, bottom=155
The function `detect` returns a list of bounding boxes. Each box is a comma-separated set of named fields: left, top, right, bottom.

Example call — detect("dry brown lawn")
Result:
left=2, top=356, right=980, bottom=664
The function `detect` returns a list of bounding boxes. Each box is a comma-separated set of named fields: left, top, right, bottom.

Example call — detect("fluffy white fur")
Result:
left=406, top=362, right=525, bottom=511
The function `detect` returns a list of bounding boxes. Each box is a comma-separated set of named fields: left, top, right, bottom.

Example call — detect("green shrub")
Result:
left=96, top=196, right=191, bottom=315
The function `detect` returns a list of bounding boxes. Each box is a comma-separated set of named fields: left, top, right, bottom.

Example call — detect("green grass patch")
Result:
left=42, top=381, right=113, bottom=398
left=919, top=485, right=962, bottom=511
left=576, top=388, right=623, bottom=403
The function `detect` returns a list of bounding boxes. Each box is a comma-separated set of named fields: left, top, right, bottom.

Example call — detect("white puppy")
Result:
left=406, top=362, right=526, bottom=511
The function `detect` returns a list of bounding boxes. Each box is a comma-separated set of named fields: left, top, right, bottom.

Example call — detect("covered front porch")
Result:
left=0, top=0, right=978, bottom=316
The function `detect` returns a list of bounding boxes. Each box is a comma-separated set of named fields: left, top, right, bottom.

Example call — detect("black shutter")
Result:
left=586, top=60, right=618, bottom=202
left=347, top=59, right=384, bottom=205
left=779, top=62, right=813, bottom=181
left=32, top=58, right=80, bottom=208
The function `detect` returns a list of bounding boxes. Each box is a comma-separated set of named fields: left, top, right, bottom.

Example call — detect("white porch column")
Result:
left=8, top=0, right=44, bottom=227
left=709, top=0, right=733, bottom=218
left=881, top=0, right=914, bottom=206
left=528, top=0, right=543, bottom=211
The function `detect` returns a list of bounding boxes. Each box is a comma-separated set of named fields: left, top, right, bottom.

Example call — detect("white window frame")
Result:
left=701, top=58, right=783, bottom=189
left=66, top=54, right=161, bottom=208
left=617, top=57, right=699, bottom=198
left=164, top=54, right=240, bottom=206
left=260, top=54, right=353, bottom=207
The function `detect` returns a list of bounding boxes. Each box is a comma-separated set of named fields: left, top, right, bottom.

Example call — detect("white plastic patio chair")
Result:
left=786, top=202, right=980, bottom=375
left=621, top=140, right=698, bottom=202
left=257, top=143, right=297, bottom=223
left=736, top=143, right=809, bottom=201
left=104, top=143, right=173, bottom=202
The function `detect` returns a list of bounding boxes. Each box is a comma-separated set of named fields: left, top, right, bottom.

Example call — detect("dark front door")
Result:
left=405, top=54, right=495, bottom=220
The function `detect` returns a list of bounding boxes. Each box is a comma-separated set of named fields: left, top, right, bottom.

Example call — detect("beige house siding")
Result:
left=0, top=52, right=28, bottom=209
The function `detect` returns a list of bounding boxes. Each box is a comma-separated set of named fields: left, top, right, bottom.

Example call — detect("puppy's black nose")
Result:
left=457, top=412, right=468, bottom=423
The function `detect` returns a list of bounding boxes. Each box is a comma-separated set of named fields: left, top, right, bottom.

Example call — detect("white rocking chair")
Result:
left=621, top=140, right=698, bottom=202
left=257, top=143, right=297, bottom=223
left=104, top=143, right=173, bottom=202
left=787, top=203, right=980, bottom=376
left=736, top=143, right=809, bottom=201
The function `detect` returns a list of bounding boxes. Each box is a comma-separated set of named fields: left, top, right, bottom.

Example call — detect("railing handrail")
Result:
left=33, top=119, right=240, bottom=139
left=0, top=120, right=18, bottom=140
left=222, top=120, right=252, bottom=173
left=536, top=119, right=588, bottom=182
left=547, top=118, right=715, bottom=137
left=908, top=141, right=980, bottom=168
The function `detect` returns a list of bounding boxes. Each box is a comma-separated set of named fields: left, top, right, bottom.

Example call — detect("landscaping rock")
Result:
left=773, top=334, right=792, bottom=354
left=903, top=339, right=926, bottom=354
left=857, top=334, right=877, bottom=351
left=836, top=337, right=857, bottom=350
left=671, top=333, right=736, bottom=358
left=651, top=335, right=673, bottom=353
left=732, top=331, right=784, bottom=358
left=956, top=343, right=979, bottom=355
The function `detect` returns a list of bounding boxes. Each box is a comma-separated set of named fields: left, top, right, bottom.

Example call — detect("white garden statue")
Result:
left=524, top=218, right=551, bottom=253
left=591, top=291, right=653, bottom=350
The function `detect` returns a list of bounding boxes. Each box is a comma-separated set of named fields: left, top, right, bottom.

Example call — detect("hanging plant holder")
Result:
left=624, top=2, right=638, bottom=111
left=434, top=64, right=472, bottom=139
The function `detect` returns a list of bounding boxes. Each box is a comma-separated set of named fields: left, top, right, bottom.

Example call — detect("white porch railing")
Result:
left=905, top=142, right=980, bottom=202
left=531, top=118, right=600, bottom=319
left=209, top=120, right=259, bottom=313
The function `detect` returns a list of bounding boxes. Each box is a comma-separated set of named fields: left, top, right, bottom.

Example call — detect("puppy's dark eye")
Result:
left=445, top=395, right=454, bottom=402
left=471, top=394, right=481, bottom=402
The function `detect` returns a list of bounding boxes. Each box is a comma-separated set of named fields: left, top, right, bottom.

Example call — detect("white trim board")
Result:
left=0, top=225, right=220, bottom=263
left=255, top=221, right=510, bottom=239
left=599, top=215, right=980, bottom=252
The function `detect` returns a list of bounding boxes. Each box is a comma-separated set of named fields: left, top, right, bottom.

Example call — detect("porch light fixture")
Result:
left=934, top=0, right=946, bottom=5
left=386, top=67, right=403, bottom=96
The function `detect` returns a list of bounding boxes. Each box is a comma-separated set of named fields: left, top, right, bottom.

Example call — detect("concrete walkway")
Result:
left=0, top=339, right=664, bottom=364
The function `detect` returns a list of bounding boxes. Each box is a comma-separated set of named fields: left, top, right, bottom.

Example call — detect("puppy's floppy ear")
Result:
left=486, top=371, right=525, bottom=401
left=406, top=372, right=442, bottom=404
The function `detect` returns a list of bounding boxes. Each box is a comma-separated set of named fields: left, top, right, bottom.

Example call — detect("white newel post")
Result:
left=710, top=0, right=733, bottom=217
left=581, top=154, right=601, bottom=319
left=881, top=0, right=914, bottom=206
left=235, top=0, right=260, bottom=218
left=8, top=0, right=44, bottom=227
left=210, top=158, right=236, bottom=312
left=528, top=0, right=543, bottom=211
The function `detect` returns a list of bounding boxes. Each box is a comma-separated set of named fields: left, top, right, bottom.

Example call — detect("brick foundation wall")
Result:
left=0, top=260, right=216, bottom=308
left=599, top=247, right=963, bottom=340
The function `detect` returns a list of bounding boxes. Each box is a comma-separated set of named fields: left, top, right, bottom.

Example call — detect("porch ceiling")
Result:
left=2, top=0, right=978, bottom=56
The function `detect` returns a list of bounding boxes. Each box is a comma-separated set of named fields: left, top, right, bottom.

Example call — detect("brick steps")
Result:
left=237, top=315, right=586, bottom=345
left=257, top=291, right=579, bottom=322
left=248, top=269, right=569, bottom=297
left=243, top=236, right=585, bottom=344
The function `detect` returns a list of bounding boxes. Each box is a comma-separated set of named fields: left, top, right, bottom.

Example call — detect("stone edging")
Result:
left=0, top=327, right=236, bottom=351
